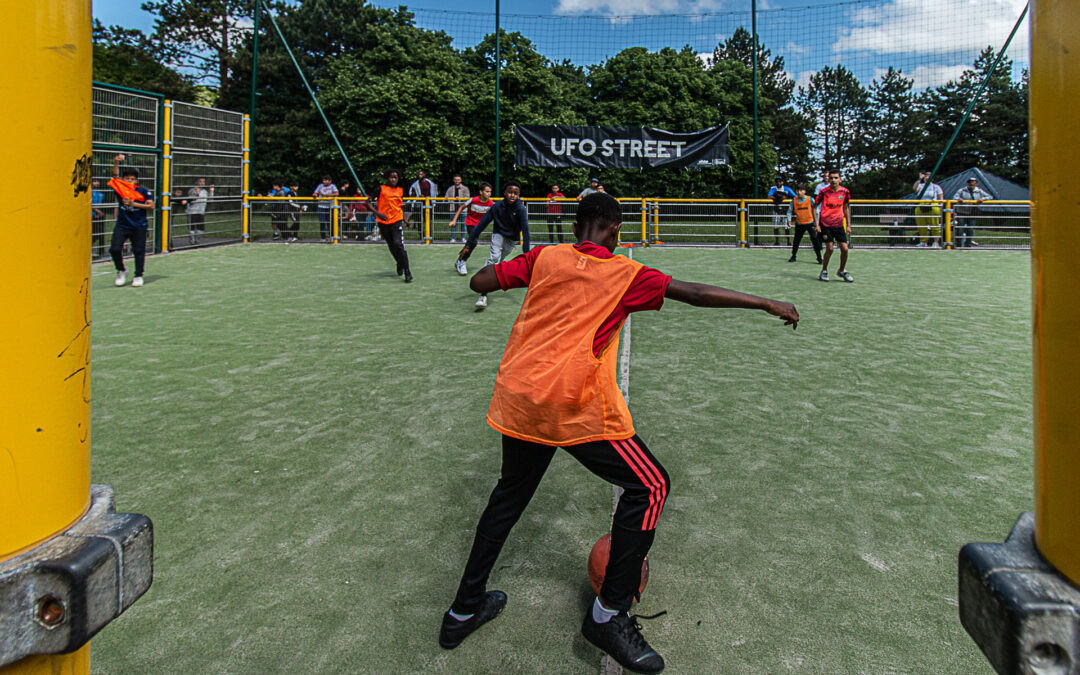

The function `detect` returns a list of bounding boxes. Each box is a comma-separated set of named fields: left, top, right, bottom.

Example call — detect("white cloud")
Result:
left=837, top=0, right=1029, bottom=57
left=555, top=0, right=729, bottom=16
left=793, top=70, right=815, bottom=92
left=873, top=64, right=971, bottom=89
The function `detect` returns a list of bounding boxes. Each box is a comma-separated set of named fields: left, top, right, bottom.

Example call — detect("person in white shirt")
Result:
left=952, top=176, right=992, bottom=248
left=912, top=170, right=944, bottom=247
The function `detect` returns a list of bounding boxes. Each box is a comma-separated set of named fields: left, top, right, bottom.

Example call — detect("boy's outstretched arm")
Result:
left=665, top=280, right=799, bottom=330
left=469, top=266, right=499, bottom=294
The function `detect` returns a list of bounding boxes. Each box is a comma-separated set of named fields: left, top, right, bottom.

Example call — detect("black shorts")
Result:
left=819, top=226, right=847, bottom=244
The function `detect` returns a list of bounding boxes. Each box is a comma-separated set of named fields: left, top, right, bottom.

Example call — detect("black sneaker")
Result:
left=439, top=591, right=507, bottom=649
left=581, top=611, right=665, bottom=674
left=404, top=271, right=414, bottom=283
left=787, top=256, right=797, bottom=262
left=396, top=263, right=404, bottom=276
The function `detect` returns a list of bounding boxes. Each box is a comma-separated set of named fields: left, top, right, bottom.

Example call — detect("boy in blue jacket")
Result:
left=457, top=180, right=530, bottom=309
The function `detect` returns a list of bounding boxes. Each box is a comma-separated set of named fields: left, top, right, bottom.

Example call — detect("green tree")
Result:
left=712, top=28, right=812, bottom=191
left=92, top=20, right=197, bottom=101
left=847, top=67, right=926, bottom=197
left=142, top=0, right=254, bottom=89
left=797, top=65, right=869, bottom=176
left=917, top=48, right=1028, bottom=185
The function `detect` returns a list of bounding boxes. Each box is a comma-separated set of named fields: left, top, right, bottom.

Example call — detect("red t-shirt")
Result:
left=546, top=192, right=565, bottom=215
left=465, top=196, right=494, bottom=228
left=814, top=185, right=850, bottom=229
left=493, top=242, right=671, bottom=357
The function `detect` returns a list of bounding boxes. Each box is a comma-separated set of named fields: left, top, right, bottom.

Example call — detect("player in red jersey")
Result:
left=814, top=170, right=854, bottom=282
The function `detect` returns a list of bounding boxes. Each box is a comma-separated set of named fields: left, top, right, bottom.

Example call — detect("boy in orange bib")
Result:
left=366, top=168, right=413, bottom=282
left=439, top=194, right=799, bottom=672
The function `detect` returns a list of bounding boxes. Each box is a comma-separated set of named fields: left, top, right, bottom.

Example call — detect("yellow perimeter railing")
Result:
left=243, top=196, right=1034, bottom=249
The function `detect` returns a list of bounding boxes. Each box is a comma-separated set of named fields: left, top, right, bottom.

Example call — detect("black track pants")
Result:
left=452, top=433, right=670, bottom=614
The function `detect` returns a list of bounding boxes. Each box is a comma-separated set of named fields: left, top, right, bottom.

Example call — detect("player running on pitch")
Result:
left=448, top=182, right=495, bottom=276
left=366, top=168, right=413, bottom=282
left=456, top=180, right=530, bottom=309
left=815, top=170, right=853, bottom=282
left=439, top=193, right=799, bottom=673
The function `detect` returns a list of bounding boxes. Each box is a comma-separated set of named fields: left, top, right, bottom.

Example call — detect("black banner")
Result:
left=513, top=124, right=728, bottom=170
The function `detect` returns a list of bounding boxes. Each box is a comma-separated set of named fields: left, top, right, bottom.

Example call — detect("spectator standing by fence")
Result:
left=91, top=178, right=107, bottom=256
left=268, top=180, right=292, bottom=241
left=545, top=184, right=566, bottom=243
left=912, top=170, right=944, bottom=247
left=952, top=176, right=991, bottom=248
left=768, top=176, right=796, bottom=246
left=445, top=174, right=470, bottom=242
left=286, top=181, right=304, bottom=242
left=578, top=177, right=599, bottom=200
left=185, top=177, right=214, bottom=244
left=313, top=176, right=338, bottom=242
left=408, top=170, right=438, bottom=234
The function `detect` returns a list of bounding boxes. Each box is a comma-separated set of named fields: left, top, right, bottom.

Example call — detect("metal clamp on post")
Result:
left=0, top=484, right=153, bottom=667
left=959, top=511, right=1080, bottom=674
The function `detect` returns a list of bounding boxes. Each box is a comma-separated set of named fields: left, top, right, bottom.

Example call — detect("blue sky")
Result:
left=93, top=0, right=1029, bottom=90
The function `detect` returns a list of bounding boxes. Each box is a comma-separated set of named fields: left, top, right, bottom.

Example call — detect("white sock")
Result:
left=448, top=609, right=474, bottom=622
left=592, top=596, right=619, bottom=624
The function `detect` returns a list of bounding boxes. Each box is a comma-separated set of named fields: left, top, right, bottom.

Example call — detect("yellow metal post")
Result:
left=943, top=200, right=953, bottom=250
left=242, top=114, right=251, bottom=242
left=424, top=198, right=432, bottom=244
left=161, top=101, right=172, bottom=253
left=0, top=0, right=93, bottom=671
left=739, top=200, right=747, bottom=247
left=640, top=198, right=647, bottom=245
left=332, top=199, right=340, bottom=244
left=1031, top=0, right=1080, bottom=584
left=652, top=202, right=660, bottom=244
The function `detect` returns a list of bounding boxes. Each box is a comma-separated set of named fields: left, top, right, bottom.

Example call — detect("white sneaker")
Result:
left=475, top=295, right=488, bottom=309
left=838, top=270, right=854, bottom=283
left=115, top=271, right=127, bottom=286
left=132, top=276, right=144, bottom=287
left=818, top=270, right=829, bottom=282
left=450, top=238, right=457, bottom=243
left=455, top=259, right=468, bottom=276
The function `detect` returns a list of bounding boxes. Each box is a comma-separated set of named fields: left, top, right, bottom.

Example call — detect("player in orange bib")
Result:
left=788, top=182, right=822, bottom=264
left=439, top=193, right=799, bottom=672
left=366, top=168, right=413, bottom=282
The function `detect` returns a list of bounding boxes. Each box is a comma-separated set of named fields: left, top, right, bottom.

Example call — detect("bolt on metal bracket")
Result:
left=959, top=511, right=1080, bottom=674
left=0, top=484, right=153, bottom=667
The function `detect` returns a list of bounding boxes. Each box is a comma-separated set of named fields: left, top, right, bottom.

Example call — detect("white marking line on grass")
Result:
left=861, top=553, right=891, bottom=573
left=602, top=249, right=632, bottom=675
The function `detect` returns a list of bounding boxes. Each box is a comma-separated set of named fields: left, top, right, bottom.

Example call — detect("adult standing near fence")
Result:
left=578, top=177, right=599, bottom=200
left=546, top=184, right=566, bottom=243
left=408, top=169, right=438, bottom=233
left=952, top=176, right=991, bottom=248
left=445, top=174, right=470, bottom=242
left=186, top=177, right=214, bottom=244
left=768, top=176, right=796, bottom=246
left=912, top=170, right=944, bottom=247
left=313, top=175, right=339, bottom=242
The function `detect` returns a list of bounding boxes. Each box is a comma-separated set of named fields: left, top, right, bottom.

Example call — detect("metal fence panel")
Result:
left=650, top=200, right=740, bottom=246
left=92, top=86, right=158, bottom=149
left=170, top=102, right=244, bottom=155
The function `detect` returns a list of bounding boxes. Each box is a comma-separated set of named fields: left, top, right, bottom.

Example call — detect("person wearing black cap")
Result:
left=578, top=177, right=600, bottom=200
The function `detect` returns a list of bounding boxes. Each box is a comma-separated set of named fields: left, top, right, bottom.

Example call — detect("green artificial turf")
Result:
left=89, top=243, right=1030, bottom=673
